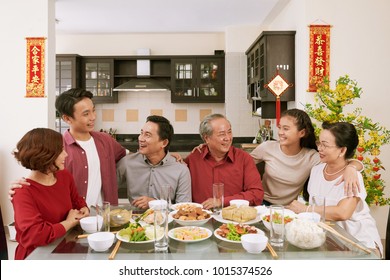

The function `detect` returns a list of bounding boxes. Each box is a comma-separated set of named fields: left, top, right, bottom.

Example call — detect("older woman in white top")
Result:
left=288, top=122, right=383, bottom=257
left=250, top=109, right=363, bottom=206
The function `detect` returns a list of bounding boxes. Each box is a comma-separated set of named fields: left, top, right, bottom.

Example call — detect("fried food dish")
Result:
left=172, top=206, right=210, bottom=221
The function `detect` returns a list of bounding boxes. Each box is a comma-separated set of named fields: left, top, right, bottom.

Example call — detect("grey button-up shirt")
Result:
left=117, top=151, right=192, bottom=204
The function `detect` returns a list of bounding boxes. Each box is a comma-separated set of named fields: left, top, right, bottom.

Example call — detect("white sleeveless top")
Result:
left=77, top=137, right=102, bottom=207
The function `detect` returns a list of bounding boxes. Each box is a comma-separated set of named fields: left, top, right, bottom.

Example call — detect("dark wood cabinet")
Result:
left=246, top=31, right=295, bottom=118
left=56, top=54, right=81, bottom=96
left=171, top=55, right=225, bottom=103
left=81, top=57, right=116, bottom=103
left=56, top=55, right=81, bottom=133
left=113, top=56, right=171, bottom=90
left=58, top=53, right=225, bottom=104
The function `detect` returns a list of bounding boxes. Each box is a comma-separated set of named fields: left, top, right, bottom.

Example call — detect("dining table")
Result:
left=25, top=207, right=380, bottom=260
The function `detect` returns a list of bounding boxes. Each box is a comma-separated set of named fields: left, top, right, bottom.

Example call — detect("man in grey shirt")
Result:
left=117, top=115, right=191, bottom=209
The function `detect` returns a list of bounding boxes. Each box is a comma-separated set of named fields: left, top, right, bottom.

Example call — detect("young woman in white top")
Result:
left=288, top=122, right=382, bottom=257
left=250, top=109, right=362, bottom=206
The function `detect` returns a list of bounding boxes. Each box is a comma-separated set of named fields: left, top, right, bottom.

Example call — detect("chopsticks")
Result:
left=77, top=231, right=118, bottom=239
left=108, top=240, right=122, bottom=260
left=318, top=222, right=372, bottom=254
left=266, top=242, right=278, bottom=259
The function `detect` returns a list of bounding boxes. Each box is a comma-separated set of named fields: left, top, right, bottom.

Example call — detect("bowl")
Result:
left=297, top=212, right=321, bottom=223
left=110, top=205, right=133, bottom=228
left=87, top=232, right=115, bottom=252
left=241, top=233, right=268, bottom=254
left=260, top=209, right=297, bottom=231
left=80, top=216, right=103, bottom=234
left=229, top=199, right=250, bottom=207
left=148, top=200, right=168, bottom=210
left=285, top=219, right=326, bottom=249
left=170, top=210, right=213, bottom=226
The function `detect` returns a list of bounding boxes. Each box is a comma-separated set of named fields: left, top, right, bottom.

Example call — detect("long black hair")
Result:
left=281, top=109, right=317, bottom=150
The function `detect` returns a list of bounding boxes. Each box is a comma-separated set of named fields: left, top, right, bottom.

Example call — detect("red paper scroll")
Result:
left=308, top=25, right=331, bottom=92
left=26, top=37, right=46, bottom=97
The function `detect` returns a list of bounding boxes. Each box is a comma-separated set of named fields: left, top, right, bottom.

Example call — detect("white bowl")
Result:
left=148, top=200, right=168, bottom=210
left=170, top=210, right=213, bottom=226
left=297, top=212, right=321, bottom=223
left=87, top=232, right=115, bottom=252
left=80, top=216, right=103, bottom=234
left=241, top=233, right=268, bottom=254
left=229, top=199, right=250, bottom=207
left=285, top=219, right=326, bottom=249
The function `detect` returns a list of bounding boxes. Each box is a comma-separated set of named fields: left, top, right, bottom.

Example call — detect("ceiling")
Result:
left=55, top=0, right=282, bottom=34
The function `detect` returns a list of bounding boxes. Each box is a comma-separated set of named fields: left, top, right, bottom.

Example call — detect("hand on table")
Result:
left=202, top=198, right=220, bottom=210
left=132, top=196, right=155, bottom=210
left=286, top=200, right=306, bottom=214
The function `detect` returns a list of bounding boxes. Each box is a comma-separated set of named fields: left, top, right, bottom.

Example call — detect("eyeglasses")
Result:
left=316, top=141, right=337, bottom=150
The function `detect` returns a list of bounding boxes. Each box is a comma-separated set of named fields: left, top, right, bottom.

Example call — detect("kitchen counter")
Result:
left=116, top=134, right=255, bottom=152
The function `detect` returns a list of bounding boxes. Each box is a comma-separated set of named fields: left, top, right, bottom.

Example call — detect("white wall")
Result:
left=0, top=0, right=56, bottom=233
left=1, top=0, right=389, bottom=241
left=268, top=0, right=390, bottom=238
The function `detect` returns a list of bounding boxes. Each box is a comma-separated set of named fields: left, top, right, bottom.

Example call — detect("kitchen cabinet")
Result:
left=81, top=57, right=116, bottom=103
left=171, top=55, right=224, bottom=103
left=113, top=56, right=171, bottom=90
left=56, top=54, right=81, bottom=133
left=246, top=31, right=295, bottom=118
left=56, top=54, right=81, bottom=96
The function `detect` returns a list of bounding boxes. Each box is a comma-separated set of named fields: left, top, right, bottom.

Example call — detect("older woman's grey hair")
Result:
left=199, top=114, right=230, bottom=142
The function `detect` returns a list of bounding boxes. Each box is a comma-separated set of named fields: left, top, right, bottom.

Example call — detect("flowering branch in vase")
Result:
left=305, top=75, right=390, bottom=206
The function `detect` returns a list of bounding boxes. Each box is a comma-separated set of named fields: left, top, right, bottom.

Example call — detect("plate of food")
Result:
left=170, top=202, right=203, bottom=211
left=214, top=223, right=264, bottom=243
left=116, top=223, right=163, bottom=243
left=213, top=205, right=261, bottom=225
left=135, top=209, right=173, bottom=225
left=168, top=226, right=212, bottom=243
left=260, top=209, right=297, bottom=231
left=169, top=206, right=212, bottom=226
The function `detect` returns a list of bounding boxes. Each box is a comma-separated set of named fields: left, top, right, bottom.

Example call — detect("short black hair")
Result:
left=55, top=88, right=93, bottom=118
left=322, top=121, right=358, bottom=159
left=146, top=115, right=174, bottom=152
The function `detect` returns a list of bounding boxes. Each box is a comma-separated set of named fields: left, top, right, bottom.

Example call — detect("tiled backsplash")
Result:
left=94, top=53, right=273, bottom=137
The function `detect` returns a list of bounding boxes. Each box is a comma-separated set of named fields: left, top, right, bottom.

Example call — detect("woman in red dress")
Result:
left=12, top=128, right=89, bottom=260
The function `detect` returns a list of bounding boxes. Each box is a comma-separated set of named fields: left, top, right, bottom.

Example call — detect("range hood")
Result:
left=113, top=49, right=170, bottom=92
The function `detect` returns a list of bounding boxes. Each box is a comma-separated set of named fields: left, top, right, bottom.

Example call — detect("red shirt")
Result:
left=63, top=130, right=126, bottom=204
left=185, top=145, right=264, bottom=206
left=12, top=169, right=87, bottom=260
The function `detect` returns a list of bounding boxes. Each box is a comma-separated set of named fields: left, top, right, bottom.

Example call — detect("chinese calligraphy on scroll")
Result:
left=26, top=37, right=46, bottom=97
left=308, top=25, right=331, bottom=92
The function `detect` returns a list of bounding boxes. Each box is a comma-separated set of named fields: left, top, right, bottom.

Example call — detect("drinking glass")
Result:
left=269, top=205, right=284, bottom=247
left=312, top=196, right=326, bottom=223
left=159, top=184, right=172, bottom=210
left=96, top=201, right=110, bottom=232
left=212, top=183, right=224, bottom=214
left=152, top=200, right=169, bottom=252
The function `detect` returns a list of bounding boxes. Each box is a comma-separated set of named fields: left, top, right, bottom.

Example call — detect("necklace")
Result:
left=324, top=163, right=348, bottom=176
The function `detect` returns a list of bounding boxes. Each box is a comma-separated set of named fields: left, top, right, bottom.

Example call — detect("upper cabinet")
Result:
left=113, top=56, right=171, bottom=91
left=81, top=57, right=116, bottom=103
left=56, top=54, right=81, bottom=96
left=57, top=53, right=225, bottom=104
left=246, top=31, right=296, bottom=118
left=171, top=55, right=225, bottom=103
